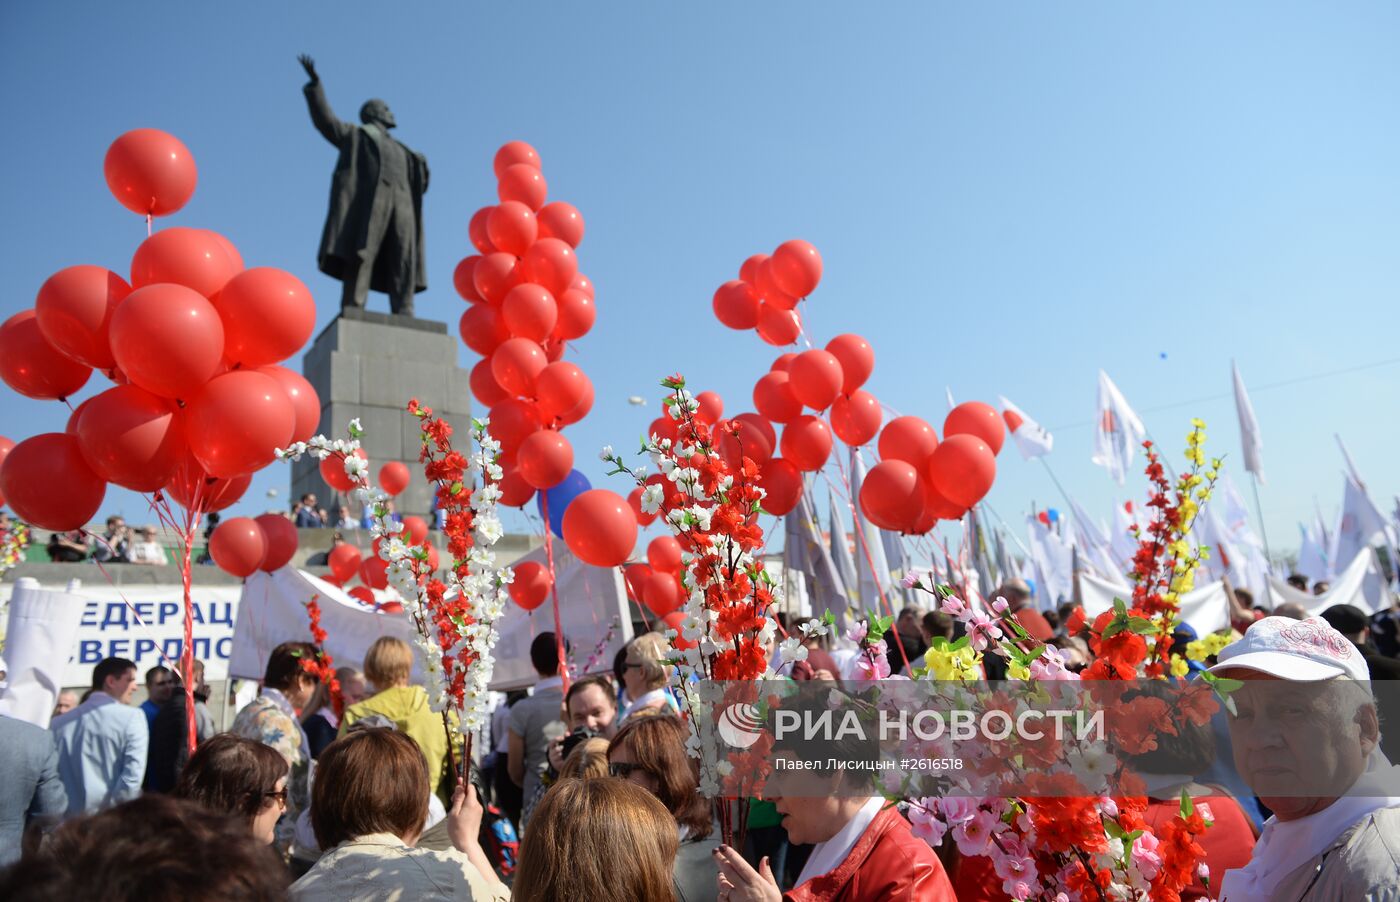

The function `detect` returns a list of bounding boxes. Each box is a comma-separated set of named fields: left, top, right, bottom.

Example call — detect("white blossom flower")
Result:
left=599, top=445, right=614, bottom=461
left=640, top=484, right=664, bottom=514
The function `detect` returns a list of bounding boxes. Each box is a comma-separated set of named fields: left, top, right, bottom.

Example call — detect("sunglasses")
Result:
left=264, top=789, right=288, bottom=807
left=608, top=762, right=647, bottom=779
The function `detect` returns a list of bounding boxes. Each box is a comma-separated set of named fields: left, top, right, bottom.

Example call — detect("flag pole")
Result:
left=1249, top=472, right=1273, bottom=567
left=1037, top=458, right=1077, bottom=513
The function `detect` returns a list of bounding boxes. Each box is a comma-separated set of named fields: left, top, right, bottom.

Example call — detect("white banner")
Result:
left=0, top=578, right=87, bottom=726
left=0, top=579, right=242, bottom=689
left=1079, top=573, right=1232, bottom=637
left=1265, top=547, right=1389, bottom=617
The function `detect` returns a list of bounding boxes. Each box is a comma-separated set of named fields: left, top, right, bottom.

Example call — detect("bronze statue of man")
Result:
left=299, top=55, right=428, bottom=316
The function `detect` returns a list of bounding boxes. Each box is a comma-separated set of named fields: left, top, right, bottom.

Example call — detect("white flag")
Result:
left=828, top=491, right=860, bottom=609
left=998, top=396, right=1053, bottom=460
left=1091, top=371, right=1146, bottom=485
left=1331, top=474, right=1387, bottom=578
left=1231, top=361, right=1264, bottom=483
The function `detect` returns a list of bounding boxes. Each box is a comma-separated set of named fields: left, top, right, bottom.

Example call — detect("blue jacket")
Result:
left=0, top=714, right=67, bottom=864
left=50, top=692, right=148, bottom=816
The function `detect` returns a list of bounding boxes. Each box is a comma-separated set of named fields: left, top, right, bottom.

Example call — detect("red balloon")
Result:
left=522, top=238, right=578, bottom=297
left=497, top=466, right=536, bottom=508
left=379, top=461, right=411, bottom=496
left=859, top=460, right=924, bottom=532
left=498, top=164, right=547, bottom=211
left=717, top=415, right=774, bottom=469
left=623, top=563, right=653, bottom=600
left=517, top=430, right=574, bottom=489
left=486, top=200, right=538, bottom=257
left=490, top=398, right=544, bottom=455
left=830, top=390, right=883, bottom=446
left=712, top=280, right=760, bottom=330
left=758, top=457, right=803, bottom=516
left=780, top=416, right=833, bottom=472
left=35, top=265, right=131, bottom=370
left=570, top=273, right=595, bottom=299
left=771, top=353, right=797, bottom=373
left=926, top=434, right=997, bottom=508
left=662, top=610, right=697, bottom=650
left=320, top=449, right=367, bottom=493
left=878, top=416, right=939, bottom=468
left=643, top=572, right=683, bottom=617
left=402, top=516, right=429, bottom=545
left=825, top=334, right=874, bottom=395
left=470, top=358, right=511, bottom=406
left=502, top=283, right=558, bottom=342
left=185, top=371, right=296, bottom=478
left=459, top=304, right=511, bottom=356
left=257, top=365, right=321, bottom=445
left=561, top=489, right=638, bottom=567
left=754, top=261, right=798, bottom=311
left=453, top=256, right=484, bottom=304
left=360, top=555, right=389, bottom=590
left=753, top=371, right=803, bottom=424
left=75, top=385, right=184, bottom=491
left=104, top=129, right=197, bottom=217
left=736, top=412, right=777, bottom=450
left=210, top=517, right=267, bottom=577
left=254, top=514, right=298, bottom=572
left=109, top=283, right=224, bottom=400
left=64, top=400, right=91, bottom=435
left=944, top=402, right=1006, bottom=456
left=491, top=338, right=548, bottom=397
left=536, top=362, right=592, bottom=421
left=537, top=202, right=584, bottom=248
left=787, top=350, right=844, bottom=411
left=347, top=585, right=376, bottom=606
left=328, top=543, right=363, bottom=583
left=0, top=433, right=106, bottom=530
left=553, top=289, right=595, bottom=341
left=0, top=310, right=92, bottom=400
left=627, top=487, right=658, bottom=527
left=542, top=337, right=567, bottom=363
left=215, top=268, right=315, bottom=367
left=648, top=416, right=679, bottom=444
left=164, top=449, right=250, bottom=513
left=509, top=560, right=552, bottom=610
left=756, top=303, right=802, bottom=346
left=770, top=240, right=823, bottom=298
left=695, top=391, right=724, bottom=424
left=494, top=141, right=541, bottom=179
left=923, top=481, right=967, bottom=522
left=473, top=252, right=527, bottom=304
left=130, top=227, right=241, bottom=297
left=469, top=207, right=496, bottom=255
left=209, top=232, right=245, bottom=271
left=647, top=535, right=683, bottom=574
left=739, top=254, right=769, bottom=285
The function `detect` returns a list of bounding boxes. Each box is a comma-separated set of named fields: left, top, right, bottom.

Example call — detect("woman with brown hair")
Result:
left=513, top=778, right=679, bottom=902
left=290, top=727, right=507, bottom=901
left=608, top=714, right=719, bottom=902
left=173, top=734, right=290, bottom=845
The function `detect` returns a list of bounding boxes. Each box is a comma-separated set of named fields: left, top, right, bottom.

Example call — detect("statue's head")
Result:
left=359, top=99, right=396, bottom=129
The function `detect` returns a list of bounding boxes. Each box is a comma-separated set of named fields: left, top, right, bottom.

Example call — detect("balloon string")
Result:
left=619, top=565, right=653, bottom=632
left=538, top=492, right=570, bottom=692
left=145, top=213, right=152, bottom=238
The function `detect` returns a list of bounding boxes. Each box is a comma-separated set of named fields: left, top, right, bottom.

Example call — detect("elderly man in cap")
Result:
left=1209, top=616, right=1400, bottom=900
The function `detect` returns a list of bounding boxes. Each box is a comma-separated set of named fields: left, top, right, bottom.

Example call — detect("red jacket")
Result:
left=786, top=807, right=957, bottom=902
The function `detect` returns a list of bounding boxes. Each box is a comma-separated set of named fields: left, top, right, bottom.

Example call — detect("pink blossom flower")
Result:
left=907, top=803, right=947, bottom=848
left=937, top=796, right=977, bottom=825
left=854, top=645, right=891, bottom=680
left=950, top=809, right=998, bottom=857
left=847, top=621, right=869, bottom=645
left=901, top=570, right=921, bottom=589
left=941, top=595, right=970, bottom=618
left=966, top=611, right=1003, bottom=651
left=991, top=595, right=1010, bottom=614
left=1197, top=862, right=1210, bottom=882
left=1131, top=830, right=1163, bottom=882
left=993, top=848, right=1038, bottom=891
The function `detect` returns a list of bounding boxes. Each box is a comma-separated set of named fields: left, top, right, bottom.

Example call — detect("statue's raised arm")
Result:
left=299, top=54, right=351, bottom=146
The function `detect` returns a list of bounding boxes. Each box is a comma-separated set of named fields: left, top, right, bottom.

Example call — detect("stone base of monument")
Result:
left=291, top=308, right=471, bottom=520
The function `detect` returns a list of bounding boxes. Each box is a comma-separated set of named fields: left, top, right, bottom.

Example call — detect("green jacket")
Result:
left=340, top=686, right=458, bottom=801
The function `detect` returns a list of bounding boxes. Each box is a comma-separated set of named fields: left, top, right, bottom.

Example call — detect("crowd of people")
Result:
left=1, top=584, right=1398, bottom=900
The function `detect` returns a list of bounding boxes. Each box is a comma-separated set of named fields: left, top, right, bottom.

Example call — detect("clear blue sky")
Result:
left=3, top=1, right=1398, bottom=555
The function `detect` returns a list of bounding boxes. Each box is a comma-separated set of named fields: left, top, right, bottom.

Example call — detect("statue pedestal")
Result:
left=291, top=309, right=471, bottom=520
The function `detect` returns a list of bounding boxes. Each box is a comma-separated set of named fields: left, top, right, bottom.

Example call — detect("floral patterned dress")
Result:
left=231, top=688, right=313, bottom=857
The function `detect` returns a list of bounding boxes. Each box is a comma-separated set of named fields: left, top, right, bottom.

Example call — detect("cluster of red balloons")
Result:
left=859, top=402, right=1005, bottom=534
left=619, top=535, right=686, bottom=618
left=0, top=129, right=319, bottom=532
left=315, top=517, right=429, bottom=614
left=454, top=141, right=596, bottom=510
left=712, top=240, right=823, bottom=346
left=209, top=514, right=299, bottom=578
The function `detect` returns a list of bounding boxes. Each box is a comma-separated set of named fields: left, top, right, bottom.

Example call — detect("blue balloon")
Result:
left=536, top=469, right=592, bottom=539
left=1047, top=508, right=1060, bottom=523
left=1024, top=578, right=1037, bottom=598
